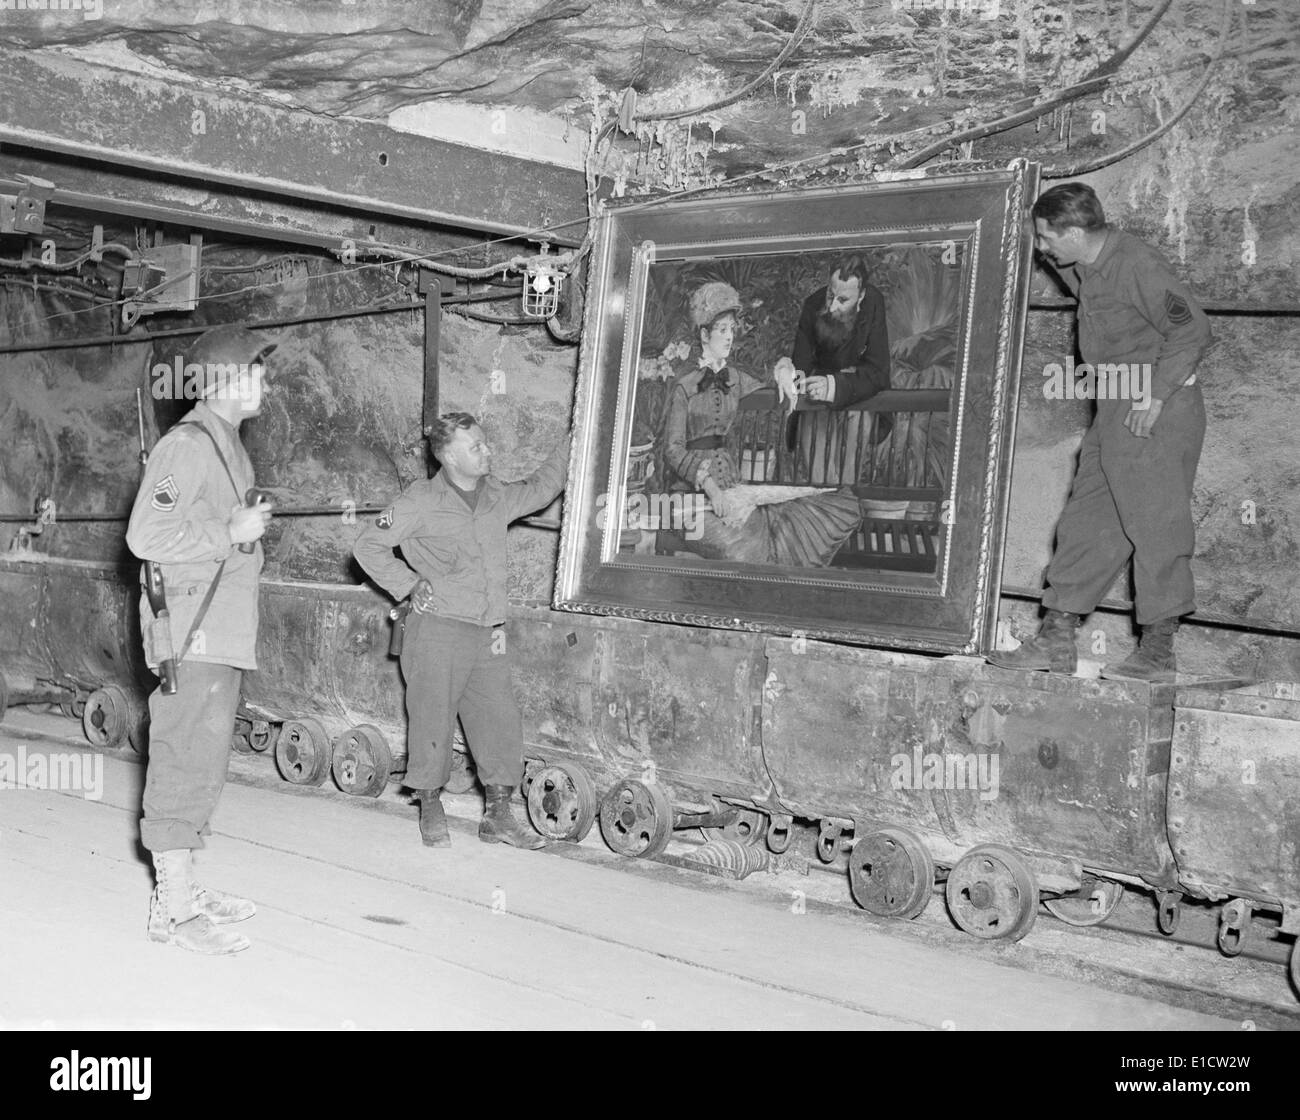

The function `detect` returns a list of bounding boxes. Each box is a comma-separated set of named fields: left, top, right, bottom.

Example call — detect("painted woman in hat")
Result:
left=662, top=281, right=763, bottom=494
left=660, top=281, right=862, bottom=567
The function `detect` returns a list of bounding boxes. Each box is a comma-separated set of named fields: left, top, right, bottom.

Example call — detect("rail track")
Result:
left=12, top=705, right=1294, bottom=1031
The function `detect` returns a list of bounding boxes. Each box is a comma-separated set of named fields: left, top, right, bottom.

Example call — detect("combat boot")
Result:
left=415, top=788, right=451, bottom=848
left=192, top=884, right=256, bottom=924
left=985, top=610, right=1081, bottom=674
left=148, top=850, right=250, bottom=955
left=478, top=785, right=545, bottom=850
left=1102, top=618, right=1178, bottom=682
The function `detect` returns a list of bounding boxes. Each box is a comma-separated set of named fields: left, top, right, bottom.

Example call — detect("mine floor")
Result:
left=2, top=710, right=1295, bottom=1031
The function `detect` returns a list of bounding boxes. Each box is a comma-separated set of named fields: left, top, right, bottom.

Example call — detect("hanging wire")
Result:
left=631, top=0, right=818, bottom=122
left=0, top=241, right=134, bottom=272
left=0, top=0, right=1241, bottom=345
left=1044, top=0, right=1234, bottom=177
left=894, top=0, right=1176, bottom=169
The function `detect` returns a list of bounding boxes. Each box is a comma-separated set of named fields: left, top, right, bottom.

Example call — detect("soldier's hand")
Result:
left=228, top=499, right=272, bottom=544
left=410, top=578, right=436, bottom=614
left=1125, top=397, right=1163, bottom=438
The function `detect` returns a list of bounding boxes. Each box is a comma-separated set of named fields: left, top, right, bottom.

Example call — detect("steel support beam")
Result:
left=417, top=272, right=442, bottom=452
left=0, top=49, right=592, bottom=247
left=0, top=149, right=497, bottom=258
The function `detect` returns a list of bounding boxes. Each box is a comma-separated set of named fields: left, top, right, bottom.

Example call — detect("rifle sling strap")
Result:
left=172, top=420, right=243, bottom=667
left=176, top=558, right=227, bottom=667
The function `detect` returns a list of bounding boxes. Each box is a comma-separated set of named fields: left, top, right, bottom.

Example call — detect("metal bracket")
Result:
left=766, top=813, right=793, bottom=854
left=816, top=817, right=854, bottom=863
left=7, top=497, right=55, bottom=553
left=1217, top=897, right=1252, bottom=957
left=672, top=803, right=739, bottom=830
left=1156, top=890, right=1183, bottom=935
left=0, top=174, right=54, bottom=235
left=1279, top=899, right=1300, bottom=936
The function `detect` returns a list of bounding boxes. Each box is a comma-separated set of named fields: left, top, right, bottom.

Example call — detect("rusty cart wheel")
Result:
left=275, top=717, right=332, bottom=786
left=331, top=724, right=393, bottom=798
left=703, top=806, right=769, bottom=847
left=849, top=827, right=935, bottom=920
left=1043, top=878, right=1125, bottom=927
left=598, top=778, right=673, bottom=859
left=526, top=760, right=598, bottom=843
left=82, top=685, right=131, bottom=750
left=946, top=844, right=1039, bottom=942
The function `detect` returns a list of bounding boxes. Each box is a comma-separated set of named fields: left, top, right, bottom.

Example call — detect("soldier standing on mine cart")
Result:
left=353, top=412, right=569, bottom=850
left=988, top=182, right=1212, bottom=682
left=126, top=325, right=276, bottom=954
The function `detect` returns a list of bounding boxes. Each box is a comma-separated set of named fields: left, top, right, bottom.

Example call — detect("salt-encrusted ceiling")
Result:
left=3, top=0, right=1294, bottom=192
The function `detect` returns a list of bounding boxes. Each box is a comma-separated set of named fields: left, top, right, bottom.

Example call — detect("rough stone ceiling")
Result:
left=4, top=0, right=1297, bottom=187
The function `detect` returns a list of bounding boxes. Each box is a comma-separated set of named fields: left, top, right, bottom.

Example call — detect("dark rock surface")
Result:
left=1, top=0, right=1297, bottom=655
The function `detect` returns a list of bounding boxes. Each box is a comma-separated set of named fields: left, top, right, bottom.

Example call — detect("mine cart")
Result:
left=1170, top=682, right=1300, bottom=988
left=0, top=555, right=150, bottom=750
left=757, top=637, right=1251, bottom=940
left=6, top=551, right=1296, bottom=992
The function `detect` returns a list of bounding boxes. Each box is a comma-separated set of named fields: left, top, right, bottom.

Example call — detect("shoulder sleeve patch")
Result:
left=1164, top=290, right=1193, bottom=326
left=150, top=475, right=180, bottom=512
left=375, top=507, right=394, bottom=529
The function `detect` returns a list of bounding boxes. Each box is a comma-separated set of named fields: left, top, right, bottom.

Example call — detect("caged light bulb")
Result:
left=531, top=271, right=552, bottom=294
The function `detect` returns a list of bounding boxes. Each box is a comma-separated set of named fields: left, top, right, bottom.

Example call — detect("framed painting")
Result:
left=554, top=161, right=1039, bottom=654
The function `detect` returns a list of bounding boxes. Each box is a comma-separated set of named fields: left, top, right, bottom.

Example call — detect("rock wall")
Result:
left=0, top=259, right=576, bottom=603
left=1, top=0, right=1296, bottom=678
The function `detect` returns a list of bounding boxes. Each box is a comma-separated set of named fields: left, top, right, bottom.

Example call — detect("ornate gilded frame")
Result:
left=554, top=162, right=1038, bottom=654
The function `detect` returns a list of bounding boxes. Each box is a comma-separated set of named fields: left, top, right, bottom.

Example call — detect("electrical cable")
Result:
left=445, top=305, right=538, bottom=326
left=0, top=3, right=1247, bottom=345
left=632, top=0, right=819, bottom=122
left=0, top=277, right=114, bottom=303
left=0, top=240, right=134, bottom=272
left=894, top=0, right=1176, bottom=169
left=1043, top=0, right=1234, bottom=178
left=200, top=254, right=318, bottom=274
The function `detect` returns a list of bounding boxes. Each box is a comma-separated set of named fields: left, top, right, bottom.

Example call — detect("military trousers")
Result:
left=1043, top=385, right=1206, bottom=625
left=399, top=613, right=523, bottom=791
left=141, top=661, right=242, bottom=852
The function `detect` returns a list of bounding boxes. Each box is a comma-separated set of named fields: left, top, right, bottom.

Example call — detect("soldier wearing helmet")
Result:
left=126, top=323, right=276, bottom=955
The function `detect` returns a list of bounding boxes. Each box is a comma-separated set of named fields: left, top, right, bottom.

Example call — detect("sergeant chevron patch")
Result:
left=1164, top=290, right=1193, bottom=326
left=151, top=475, right=179, bottom=512
left=375, top=507, right=394, bottom=529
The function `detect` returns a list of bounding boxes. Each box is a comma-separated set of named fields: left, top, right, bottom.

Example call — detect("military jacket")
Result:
left=353, top=440, right=568, bottom=626
left=125, top=403, right=261, bottom=670
left=1059, top=229, right=1212, bottom=403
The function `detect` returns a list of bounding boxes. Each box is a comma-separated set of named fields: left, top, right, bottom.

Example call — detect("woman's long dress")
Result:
left=662, top=360, right=862, bottom=568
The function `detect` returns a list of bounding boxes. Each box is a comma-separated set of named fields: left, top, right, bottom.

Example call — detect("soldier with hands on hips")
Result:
left=354, top=412, right=568, bottom=850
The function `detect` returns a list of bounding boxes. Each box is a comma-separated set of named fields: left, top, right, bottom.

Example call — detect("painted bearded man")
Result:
left=776, top=256, right=892, bottom=484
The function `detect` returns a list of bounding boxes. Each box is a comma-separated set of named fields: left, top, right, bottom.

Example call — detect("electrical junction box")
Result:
left=122, top=242, right=201, bottom=314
